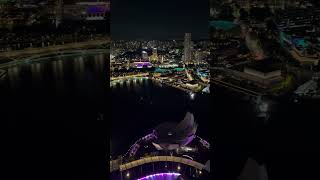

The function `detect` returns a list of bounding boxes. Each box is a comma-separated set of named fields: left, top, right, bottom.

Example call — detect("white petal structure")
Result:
left=152, top=112, right=198, bottom=150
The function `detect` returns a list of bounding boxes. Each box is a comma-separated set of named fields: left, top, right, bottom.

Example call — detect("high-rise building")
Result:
left=152, top=48, right=157, bottom=57
left=142, top=51, right=148, bottom=60
left=183, top=33, right=193, bottom=62
left=236, top=0, right=288, bottom=10
left=150, top=47, right=158, bottom=62
left=55, top=0, right=63, bottom=28
left=273, top=0, right=286, bottom=9
left=195, top=51, right=204, bottom=63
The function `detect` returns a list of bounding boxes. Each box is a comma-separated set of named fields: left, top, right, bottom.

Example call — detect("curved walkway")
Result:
left=0, top=38, right=109, bottom=59
left=0, top=48, right=108, bottom=69
left=110, top=156, right=209, bottom=173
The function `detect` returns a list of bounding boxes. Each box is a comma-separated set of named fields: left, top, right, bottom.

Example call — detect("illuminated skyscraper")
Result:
left=151, top=48, right=158, bottom=62
left=183, top=33, right=193, bottom=62
left=55, top=0, right=63, bottom=28
left=271, top=0, right=286, bottom=9
left=152, top=48, right=157, bottom=57
left=236, top=0, right=288, bottom=10
left=142, top=51, right=148, bottom=60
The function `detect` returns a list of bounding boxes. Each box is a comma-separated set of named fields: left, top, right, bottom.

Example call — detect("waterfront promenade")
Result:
left=0, top=38, right=110, bottom=63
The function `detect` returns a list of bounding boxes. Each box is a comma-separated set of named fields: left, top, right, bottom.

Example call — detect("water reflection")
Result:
left=7, top=66, right=20, bottom=90
left=111, top=77, right=150, bottom=92
left=4, top=52, right=108, bottom=97
left=31, top=63, right=43, bottom=82
left=94, top=53, right=105, bottom=72
left=2, top=51, right=109, bottom=179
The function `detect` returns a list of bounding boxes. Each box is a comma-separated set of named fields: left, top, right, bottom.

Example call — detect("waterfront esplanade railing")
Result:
left=110, top=73, right=150, bottom=81
left=110, top=156, right=209, bottom=173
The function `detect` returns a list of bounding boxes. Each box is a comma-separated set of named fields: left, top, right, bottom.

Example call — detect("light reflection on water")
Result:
left=111, top=77, right=150, bottom=91
left=5, top=53, right=108, bottom=97
left=1, top=51, right=109, bottom=178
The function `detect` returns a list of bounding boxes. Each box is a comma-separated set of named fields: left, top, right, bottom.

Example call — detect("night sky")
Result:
left=111, top=0, right=209, bottom=40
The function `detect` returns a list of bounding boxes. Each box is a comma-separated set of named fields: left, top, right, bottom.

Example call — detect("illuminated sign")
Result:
left=87, top=5, right=108, bottom=14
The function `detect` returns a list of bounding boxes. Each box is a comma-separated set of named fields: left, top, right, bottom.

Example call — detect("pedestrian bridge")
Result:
left=110, top=156, right=210, bottom=173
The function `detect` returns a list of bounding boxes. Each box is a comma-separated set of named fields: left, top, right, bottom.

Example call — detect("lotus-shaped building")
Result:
left=152, top=112, right=198, bottom=150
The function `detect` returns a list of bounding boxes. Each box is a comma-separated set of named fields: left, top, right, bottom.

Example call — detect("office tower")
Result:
left=272, top=0, right=285, bottom=9
left=55, top=0, right=63, bottom=28
left=184, top=33, right=193, bottom=62
left=236, top=0, right=287, bottom=10
left=151, top=47, right=158, bottom=62
left=142, top=51, right=148, bottom=60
